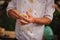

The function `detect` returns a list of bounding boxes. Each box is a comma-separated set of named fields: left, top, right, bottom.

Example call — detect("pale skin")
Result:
left=8, top=9, right=51, bottom=25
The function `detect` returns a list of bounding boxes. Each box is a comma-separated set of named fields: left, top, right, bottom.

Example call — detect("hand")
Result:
left=21, top=11, right=35, bottom=23
left=18, top=11, right=35, bottom=25
left=17, top=13, right=29, bottom=25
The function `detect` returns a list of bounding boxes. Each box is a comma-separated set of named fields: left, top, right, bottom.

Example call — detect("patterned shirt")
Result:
left=7, top=0, right=55, bottom=40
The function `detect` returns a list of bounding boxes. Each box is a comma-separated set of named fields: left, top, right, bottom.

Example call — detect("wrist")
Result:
left=33, top=18, right=36, bottom=23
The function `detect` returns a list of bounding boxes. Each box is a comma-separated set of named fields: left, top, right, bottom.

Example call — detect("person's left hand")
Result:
left=21, top=11, right=35, bottom=23
left=18, top=19, right=29, bottom=25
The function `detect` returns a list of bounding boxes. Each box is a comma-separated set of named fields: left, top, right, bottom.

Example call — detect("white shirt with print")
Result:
left=7, top=0, right=55, bottom=40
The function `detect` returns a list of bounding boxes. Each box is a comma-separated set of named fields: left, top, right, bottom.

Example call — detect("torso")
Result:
left=15, top=0, right=46, bottom=40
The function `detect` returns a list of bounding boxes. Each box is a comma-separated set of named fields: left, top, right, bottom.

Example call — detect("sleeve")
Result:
left=44, top=0, right=55, bottom=21
left=6, top=0, right=16, bottom=16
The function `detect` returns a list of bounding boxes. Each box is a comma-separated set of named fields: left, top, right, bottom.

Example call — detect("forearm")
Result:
left=8, top=9, right=22, bottom=19
left=34, top=17, right=51, bottom=25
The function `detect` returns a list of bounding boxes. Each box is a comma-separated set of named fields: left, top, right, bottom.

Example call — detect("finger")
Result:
left=19, top=22, right=24, bottom=25
left=19, top=14, right=31, bottom=23
left=19, top=21, right=27, bottom=25
left=18, top=19, right=24, bottom=25
left=20, top=20, right=29, bottom=24
left=20, top=16, right=30, bottom=23
left=23, top=18, right=31, bottom=23
left=26, top=11, right=32, bottom=17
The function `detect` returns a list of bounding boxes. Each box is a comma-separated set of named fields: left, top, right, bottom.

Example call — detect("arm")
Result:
left=33, top=17, right=51, bottom=25
left=7, top=0, right=22, bottom=19
left=21, top=11, right=52, bottom=25
left=20, top=0, right=55, bottom=25
left=34, top=0, right=55, bottom=25
left=8, top=9, right=22, bottom=19
left=33, top=0, right=55, bottom=25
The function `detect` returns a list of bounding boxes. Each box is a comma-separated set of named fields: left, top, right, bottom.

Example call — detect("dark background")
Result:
left=0, top=0, right=16, bottom=31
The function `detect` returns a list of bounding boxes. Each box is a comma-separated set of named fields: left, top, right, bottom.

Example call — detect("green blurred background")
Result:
left=0, top=0, right=16, bottom=31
